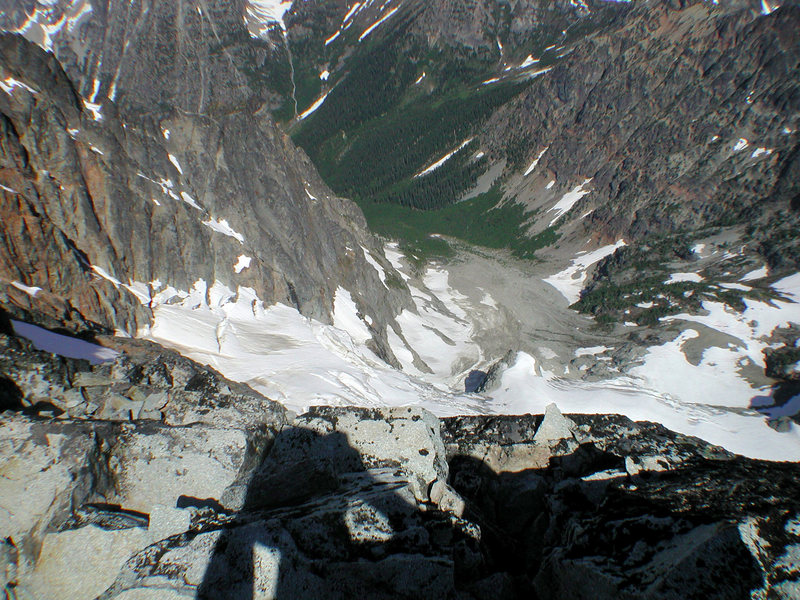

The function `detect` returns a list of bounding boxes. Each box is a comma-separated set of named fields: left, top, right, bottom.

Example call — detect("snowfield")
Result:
left=65, top=242, right=798, bottom=462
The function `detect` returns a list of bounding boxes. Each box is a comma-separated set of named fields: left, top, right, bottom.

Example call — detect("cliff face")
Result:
left=486, top=0, right=800, bottom=253
left=0, top=4, right=408, bottom=341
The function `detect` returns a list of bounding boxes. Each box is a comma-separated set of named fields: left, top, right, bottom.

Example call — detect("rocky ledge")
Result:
left=1, top=327, right=799, bottom=599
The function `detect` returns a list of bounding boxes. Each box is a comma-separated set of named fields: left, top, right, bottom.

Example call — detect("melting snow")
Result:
left=320, top=69, right=330, bottom=81
left=203, top=218, right=245, bottom=243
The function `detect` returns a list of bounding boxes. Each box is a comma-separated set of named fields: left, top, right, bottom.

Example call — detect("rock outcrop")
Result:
left=2, top=332, right=798, bottom=599
left=484, top=0, right=800, bottom=263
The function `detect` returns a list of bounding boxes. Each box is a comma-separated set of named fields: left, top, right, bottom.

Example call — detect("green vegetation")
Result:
left=288, top=20, right=530, bottom=211
left=357, top=185, right=559, bottom=260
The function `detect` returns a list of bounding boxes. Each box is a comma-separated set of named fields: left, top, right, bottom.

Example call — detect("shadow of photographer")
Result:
left=196, top=425, right=463, bottom=599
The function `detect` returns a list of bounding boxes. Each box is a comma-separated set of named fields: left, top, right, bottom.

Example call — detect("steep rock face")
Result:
left=484, top=0, right=800, bottom=263
left=0, top=3, right=409, bottom=342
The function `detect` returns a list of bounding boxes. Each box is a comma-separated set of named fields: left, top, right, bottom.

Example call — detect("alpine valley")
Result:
left=1, top=0, right=800, bottom=598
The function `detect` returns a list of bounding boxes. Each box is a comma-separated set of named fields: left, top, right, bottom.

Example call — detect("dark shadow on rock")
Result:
left=749, top=381, right=800, bottom=429
left=0, top=376, right=24, bottom=412
left=465, top=370, right=488, bottom=393
left=447, top=442, right=800, bottom=599
left=196, top=427, right=468, bottom=599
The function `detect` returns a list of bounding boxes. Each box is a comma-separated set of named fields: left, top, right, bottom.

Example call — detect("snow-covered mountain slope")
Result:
left=56, top=238, right=796, bottom=462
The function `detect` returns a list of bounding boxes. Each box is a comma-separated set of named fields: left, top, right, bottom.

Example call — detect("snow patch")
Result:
left=333, top=288, right=372, bottom=344
left=358, top=5, right=401, bottom=42
left=741, top=266, right=769, bottom=281
left=733, top=138, right=749, bottom=152
left=544, top=240, right=626, bottom=304
left=298, top=89, right=332, bottom=120
left=10, top=281, right=42, bottom=297
left=180, top=191, right=202, bottom=210
left=91, top=265, right=121, bottom=287
left=245, top=0, right=293, bottom=36
left=414, top=138, right=473, bottom=178
left=664, top=272, right=704, bottom=284
left=234, top=255, right=252, bottom=274
left=203, top=218, right=245, bottom=243
left=523, top=147, right=548, bottom=177
left=168, top=154, right=184, bottom=175
left=0, top=76, right=38, bottom=95
left=548, top=178, right=592, bottom=226
left=362, top=247, right=389, bottom=288
left=82, top=99, right=102, bottom=121
left=575, top=346, right=612, bottom=357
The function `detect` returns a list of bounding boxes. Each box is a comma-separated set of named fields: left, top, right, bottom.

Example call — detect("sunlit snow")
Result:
left=298, top=89, right=332, bottom=120
left=203, top=218, right=245, bottom=243
left=10, top=281, right=42, bottom=297
left=362, top=247, right=388, bottom=288
left=544, top=240, right=626, bottom=304
left=548, top=178, right=592, bottom=225
left=245, top=0, right=293, bottom=36
left=414, top=138, right=473, bottom=178
left=234, top=255, right=252, bottom=274
left=523, top=147, right=548, bottom=177
left=358, top=6, right=400, bottom=42
left=741, top=266, right=769, bottom=281
left=0, top=76, right=38, bottom=95
left=664, top=272, right=704, bottom=284
left=131, top=239, right=800, bottom=461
